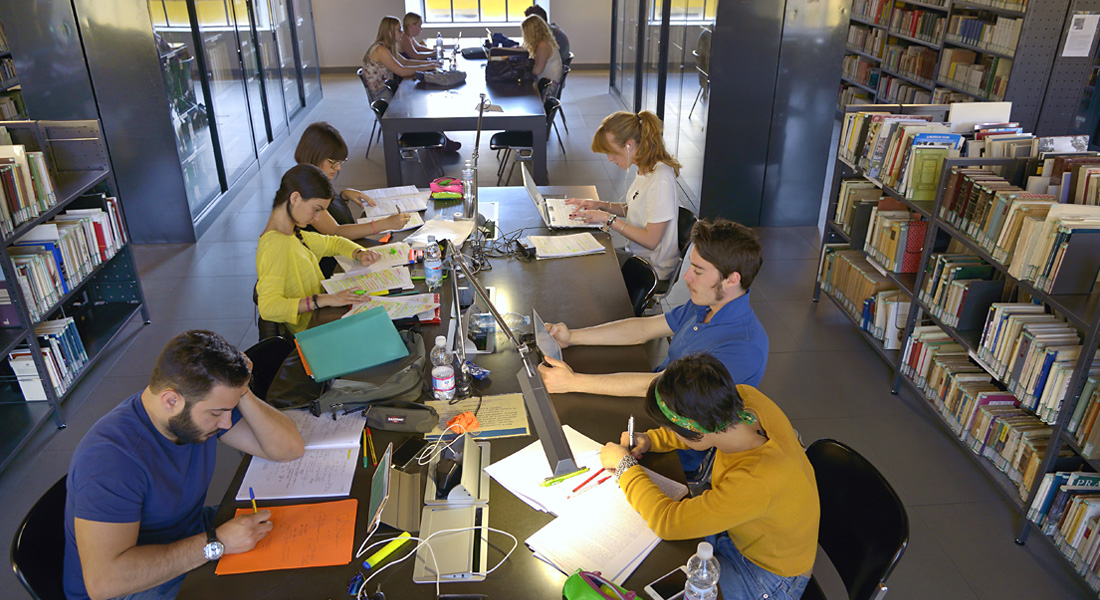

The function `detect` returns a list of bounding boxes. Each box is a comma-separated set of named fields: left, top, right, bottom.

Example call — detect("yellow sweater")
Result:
left=255, top=230, right=363, bottom=333
left=619, top=385, right=819, bottom=577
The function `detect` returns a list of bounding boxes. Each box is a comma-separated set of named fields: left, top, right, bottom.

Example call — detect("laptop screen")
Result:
left=520, top=163, right=550, bottom=225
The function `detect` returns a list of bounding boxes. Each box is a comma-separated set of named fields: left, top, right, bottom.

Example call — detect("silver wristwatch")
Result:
left=202, top=523, right=224, bottom=561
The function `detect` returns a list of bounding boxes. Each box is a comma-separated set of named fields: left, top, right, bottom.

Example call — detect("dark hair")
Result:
left=524, top=4, right=548, bottom=20
left=294, top=122, right=349, bottom=168
left=690, top=218, right=762, bottom=289
left=148, top=330, right=250, bottom=401
left=645, top=354, right=745, bottom=442
left=272, top=164, right=335, bottom=210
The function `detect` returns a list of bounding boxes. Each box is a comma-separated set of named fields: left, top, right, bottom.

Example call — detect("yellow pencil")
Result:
left=366, top=427, right=379, bottom=467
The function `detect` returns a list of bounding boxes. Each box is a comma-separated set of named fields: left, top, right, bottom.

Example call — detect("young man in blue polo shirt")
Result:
left=63, top=330, right=305, bottom=600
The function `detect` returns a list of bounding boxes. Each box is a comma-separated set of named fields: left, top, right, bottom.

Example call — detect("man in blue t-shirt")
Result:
left=63, top=330, right=305, bottom=600
left=539, top=218, right=767, bottom=396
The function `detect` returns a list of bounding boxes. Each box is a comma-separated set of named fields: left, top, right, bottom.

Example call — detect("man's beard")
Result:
left=167, top=407, right=213, bottom=445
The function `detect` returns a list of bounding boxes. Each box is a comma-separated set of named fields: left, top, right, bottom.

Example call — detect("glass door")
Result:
left=614, top=0, right=643, bottom=111
left=272, top=0, right=302, bottom=118
left=230, top=0, right=270, bottom=153
left=255, top=0, right=288, bottom=139
left=292, top=0, right=322, bottom=106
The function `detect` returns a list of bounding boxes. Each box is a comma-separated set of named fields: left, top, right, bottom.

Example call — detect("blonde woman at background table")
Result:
left=399, top=12, right=435, bottom=60
left=363, top=16, right=440, bottom=102
left=570, top=110, right=682, bottom=281
left=521, top=14, right=562, bottom=100
left=256, top=165, right=381, bottom=335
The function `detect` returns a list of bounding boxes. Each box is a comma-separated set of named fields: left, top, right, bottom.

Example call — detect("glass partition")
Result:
left=293, top=0, right=322, bottom=106
left=231, top=0, right=270, bottom=153
left=273, top=0, right=302, bottom=118
left=255, top=0, right=289, bottom=139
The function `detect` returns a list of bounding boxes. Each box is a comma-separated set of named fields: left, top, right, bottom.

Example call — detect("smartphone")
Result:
left=392, top=436, right=429, bottom=470
left=644, top=566, right=688, bottom=600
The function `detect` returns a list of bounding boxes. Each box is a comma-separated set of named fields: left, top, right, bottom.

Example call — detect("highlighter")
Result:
left=363, top=531, right=412, bottom=569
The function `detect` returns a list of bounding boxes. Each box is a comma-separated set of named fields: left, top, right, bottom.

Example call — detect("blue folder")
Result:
left=294, top=306, right=409, bottom=382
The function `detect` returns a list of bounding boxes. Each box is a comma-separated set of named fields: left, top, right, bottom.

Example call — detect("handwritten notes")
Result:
left=236, top=448, right=358, bottom=500
left=321, top=266, right=414, bottom=295
left=214, top=499, right=358, bottom=575
left=357, top=211, right=425, bottom=232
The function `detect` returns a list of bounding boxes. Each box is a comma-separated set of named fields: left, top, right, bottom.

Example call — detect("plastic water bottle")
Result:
left=684, top=542, right=720, bottom=600
left=461, top=160, right=477, bottom=220
left=435, top=32, right=444, bottom=60
left=430, top=335, right=455, bottom=401
left=425, top=235, right=443, bottom=290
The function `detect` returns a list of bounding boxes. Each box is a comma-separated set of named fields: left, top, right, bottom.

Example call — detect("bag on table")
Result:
left=486, top=47, right=534, bottom=83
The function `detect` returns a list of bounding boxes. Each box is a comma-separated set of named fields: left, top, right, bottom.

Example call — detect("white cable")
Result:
left=417, top=422, right=468, bottom=466
left=354, top=525, right=519, bottom=599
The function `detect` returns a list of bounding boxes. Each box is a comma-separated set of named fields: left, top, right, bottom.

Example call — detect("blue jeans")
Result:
left=707, top=532, right=811, bottom=600
left=110, top=575, right=183, bottom=600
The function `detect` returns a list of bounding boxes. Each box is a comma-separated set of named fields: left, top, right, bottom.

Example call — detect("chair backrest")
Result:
left=244, top=336, right=296, bottom=400
left=371, top=98, right=389, bottom=120
left=557, top=64, right=571, bottom=98
left=622, top=256, right=658, bottom=317
left=676, top=206, right=697, bottom=258
left=805, top=439, right=909, bottom=600
left=563, top=51, right=575, bottom=68
left=12, top=475, right=67, bottom=600
left=544, top=97, right=562, bottom=134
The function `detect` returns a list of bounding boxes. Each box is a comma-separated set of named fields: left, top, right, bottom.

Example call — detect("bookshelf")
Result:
left=840, top=0, right=1067, bottom=128
left=0, top=119, right=148, bottom=474
left=816, top=103, right=1100, bottom=592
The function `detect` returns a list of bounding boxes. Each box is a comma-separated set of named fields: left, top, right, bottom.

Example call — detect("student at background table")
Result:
left=599, top=354, right=816, bottom=600
left=524, top=4, right=570, bottom=59
left=294, top=122, right=410, bottom=238
left=363, top=15, right=441, bottom=103
left=569, top=110, right=681, bottom=282
left=64, top=330, right=305, bottom=600
left=400, top=12, right=435, bottom=60
left=256, top=165, right=381, bottom=335
left=521, top=14, right=563, bottom=101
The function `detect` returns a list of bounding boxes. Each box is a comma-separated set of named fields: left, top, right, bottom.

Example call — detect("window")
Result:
left=651, top=0, right=718, bottom=23
left=419, top=0, right=529, bottom=24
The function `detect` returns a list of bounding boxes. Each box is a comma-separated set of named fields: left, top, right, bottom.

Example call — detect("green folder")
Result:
left=294, top=306, right=409, bottom=382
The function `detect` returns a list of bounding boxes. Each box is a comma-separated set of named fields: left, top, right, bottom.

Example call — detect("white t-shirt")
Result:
left=624, top=162, right=679, bottom=280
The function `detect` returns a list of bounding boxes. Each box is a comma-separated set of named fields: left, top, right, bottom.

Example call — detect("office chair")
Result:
left=244, top=336, right=296, bottom=400
left=12, top=475, right=67, bottom=600
left=622, top=256, right=659, bottom=317
left=490, top=97, right=564, bottom=185
left=651, top=206, right=698, bottom=300
left=359, top=69, right=384, bottom=158
left=803, top=439, right=909, bottom=600
left=689, top=28, right=711, bottom=119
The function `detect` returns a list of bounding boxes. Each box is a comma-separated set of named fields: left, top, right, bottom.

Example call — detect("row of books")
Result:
left=0, top=91, right=23, bottom=120
left=0, top=143, right=58, bottom=237
left=1067, top=374, right=1100, bottom=459
left=976, top=303, right=1087, bottom=421
left=888, top=7, right=945, bottom=45
left=0, top=20, right=9, bottom=53
left=902, top=325, right=1047, bottom=499
left=945, top=13, right=1022, bottom=55
left=938, top=53, right=1012, bottom=101
left=847, top=24, right=887, bottom=58
left=963, top=0, right=1027, bottom=11
left=839, top=85, right=875, bottom=111
left=931, top=88, right=977, bottom=104
left=918, top=253, right=1002, bottom=330
left=7, top=199, right=128, bottom=322
left=852, top=0, right=892, bottom=25
left=863, top=205, right=926, bottom=274
left=1027, top=471, right=1100, bottom=593
left=882, top=43, right=937, bottom=84
left=878, top=77, right=931, bottom=104
left=0, top=57, right=14, bottom=83
left=8, top=317, right=89, bottom=401
left=842, top=55, right=879, bottom=89
left=818, top=246, right=897, bottom=327
left=851, top=111, right=964, bottom=198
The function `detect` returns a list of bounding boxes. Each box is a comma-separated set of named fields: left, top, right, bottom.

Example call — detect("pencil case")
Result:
left=430, top=177, right=463, bottom=198
left=563, top=569, right=636, bottom=600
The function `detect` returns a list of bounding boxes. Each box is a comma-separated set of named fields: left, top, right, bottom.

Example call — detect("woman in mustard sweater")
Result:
left=256, top=165, right=380, bottom=334
left=599, top=354, right=818, bottom=600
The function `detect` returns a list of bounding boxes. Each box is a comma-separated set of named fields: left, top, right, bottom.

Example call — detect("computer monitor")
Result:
left=445, top=241, right=580, bottom=478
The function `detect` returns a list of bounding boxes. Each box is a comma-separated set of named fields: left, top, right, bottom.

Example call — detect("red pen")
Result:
left=567, top=472, right=613, bottom=500
left=571, top=469, right=604, bottom=493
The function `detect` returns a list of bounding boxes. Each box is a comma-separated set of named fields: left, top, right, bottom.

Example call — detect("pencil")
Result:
left=366, top=427, right=379, bottom=466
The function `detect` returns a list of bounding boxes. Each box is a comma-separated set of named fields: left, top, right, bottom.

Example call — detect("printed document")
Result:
left=343, top=293, right=440, bottom=321
left=404, top=218, right=475, bottom=249
left=528, top=233, right=605, bottom=259
left=424, top=393, right=530, bottom=440
left=357, top=211, right=425, bottom=232
left=360, top=186, right=430, bottom=218
left=333, top=242, right=414, bottom=275
left=322, top=266, right=414, bottom=294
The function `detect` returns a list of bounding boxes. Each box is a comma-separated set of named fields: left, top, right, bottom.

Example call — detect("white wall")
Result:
left=311, top=0, right=611, bottom=68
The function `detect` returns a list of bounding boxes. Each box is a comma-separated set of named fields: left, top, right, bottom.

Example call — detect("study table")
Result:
left=179, top=186, right=694, bottom=598
left=380, top=54, right=549, bottom=187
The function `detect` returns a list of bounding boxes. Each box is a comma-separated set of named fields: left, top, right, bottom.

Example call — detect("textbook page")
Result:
left=321, top=266, right=414, bottom=294
left=526, top=480, right=661, bottom=585
left=282, top=409, right=365, bottom=450
left=333, top=242, right=414, bottom=275
left=528, top=233, right=605, bottom=259
left=342, top=294, right=440, bottom=321
left=236, top=448, right=358, bottom=500
left=360, top=187, right=430, bottom=218
left=357, top=211, right=425, bottom=232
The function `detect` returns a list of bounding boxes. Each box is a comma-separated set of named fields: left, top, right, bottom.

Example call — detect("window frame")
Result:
left=410, top=0, right=531, bottom=25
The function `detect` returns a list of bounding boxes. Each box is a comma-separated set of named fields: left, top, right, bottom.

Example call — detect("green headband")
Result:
left=655, top=388, right=741, bottom=434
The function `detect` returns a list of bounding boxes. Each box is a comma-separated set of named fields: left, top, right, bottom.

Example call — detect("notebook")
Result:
left=521, top=163, right=600, bottom=230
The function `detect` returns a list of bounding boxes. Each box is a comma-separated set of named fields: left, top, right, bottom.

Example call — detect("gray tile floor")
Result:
left=0, top=72, right=1090, bottom=599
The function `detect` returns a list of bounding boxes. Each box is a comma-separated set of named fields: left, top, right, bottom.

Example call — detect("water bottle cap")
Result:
left=696, top=541, right=713, bottom=560
left=435, top=335, right=447, bottom=347
left=428, top=235, right=436, bottom=243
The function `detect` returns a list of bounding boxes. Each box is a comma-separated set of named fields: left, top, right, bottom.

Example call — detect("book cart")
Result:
left=0, top=119, right=148, bottom=473
left=816, top=102, right=1100, bottom=593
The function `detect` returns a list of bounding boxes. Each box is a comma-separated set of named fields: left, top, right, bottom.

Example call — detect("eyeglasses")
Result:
left=326, top=158, right=347, bottom=168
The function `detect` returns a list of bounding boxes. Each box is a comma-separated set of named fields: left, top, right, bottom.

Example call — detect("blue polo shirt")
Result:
left=63, top=392, right=241, bottom=600
left=658, top=291, right=769, bottom=387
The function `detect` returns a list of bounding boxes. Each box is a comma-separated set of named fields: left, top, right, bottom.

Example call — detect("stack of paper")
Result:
left=321, top=266, right=414, bottom=295
left=360, top=185, right=430, bottom=218
left=357, top=211, right=425, bottom=232
left=404, top=217, right=475, bottom=249
left=343, top=293, right=440, bottom=321
left=236, top=410, right=366, bottom=500
left=528, top=233, right=605, bottom=259
left=333, top=242, right=415, bottom=275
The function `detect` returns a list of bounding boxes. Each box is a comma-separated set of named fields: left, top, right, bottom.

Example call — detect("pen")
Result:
left=366, top=426, right=379, bottom=466
left=363, top=531, right=412, bottom=569
left=628, top=415, right=635, bottom=451
left=249, top=487, right=258, bottom=514
left=368, top=287, right=408, bottom=296
left=567, top=472, right=612, bottom=500
left=363, top=429, right=369, bottom=468
left=540, top=466, right=589, bottom=487
left=572, top=469, right=603, bottom=493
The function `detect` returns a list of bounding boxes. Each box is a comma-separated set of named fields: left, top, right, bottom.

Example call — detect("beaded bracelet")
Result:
left=615, top=454, right=639, bottom=483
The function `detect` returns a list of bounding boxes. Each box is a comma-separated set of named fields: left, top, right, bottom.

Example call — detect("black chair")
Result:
left=244, top=336, right=295, bottom=400
left=556, top=54, right=574, bottom=133
left=369, top=98, right=446, bottom=185
left=689, top=29, right=711, bottom=119
left=12, top=476, right=67, bottom=600
left=803, top=439, right=909, bottom=600
left=359, top=68, right=384, bottom=158
left=652, top=206, right=698, bottom=298
left=490, top=97, right=564, bottom=185
left=622, top=256, right=658, bottom=317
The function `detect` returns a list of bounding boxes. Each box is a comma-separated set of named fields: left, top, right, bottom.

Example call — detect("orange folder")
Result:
left=214, top=498, right=357, bottom=575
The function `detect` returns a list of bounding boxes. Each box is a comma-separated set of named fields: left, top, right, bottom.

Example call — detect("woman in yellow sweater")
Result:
left=256, top=164, right=381, bottom=334
left=599, top=354, right=818, bottom=600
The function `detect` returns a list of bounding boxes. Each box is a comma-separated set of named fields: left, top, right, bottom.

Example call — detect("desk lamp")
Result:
left=445, top=240, right=581, bottom=478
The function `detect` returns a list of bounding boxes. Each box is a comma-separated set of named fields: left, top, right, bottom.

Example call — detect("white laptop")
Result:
left=520, top=163, right=600, bottom=230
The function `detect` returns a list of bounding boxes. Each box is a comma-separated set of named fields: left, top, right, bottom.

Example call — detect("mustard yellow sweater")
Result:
left=255, top=230, right=363, bottom=333
left=619, top=385, right=819, bottom=577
